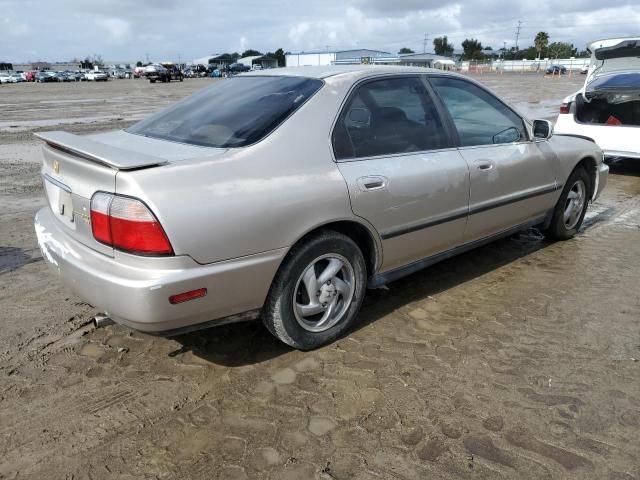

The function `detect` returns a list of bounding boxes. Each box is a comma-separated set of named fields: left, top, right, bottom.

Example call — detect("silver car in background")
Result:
left=35, top=66, right=608, bottom=349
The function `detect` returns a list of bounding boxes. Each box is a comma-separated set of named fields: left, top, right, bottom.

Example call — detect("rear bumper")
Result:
left=555, top=114, right=640, bottom=160
left=603, top=150, right=640, bottom=160
left=35, top=207, right=285, bottom=333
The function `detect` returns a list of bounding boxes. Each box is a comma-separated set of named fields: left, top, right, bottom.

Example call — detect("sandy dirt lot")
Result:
left=1, top=75, right=639, bottom=479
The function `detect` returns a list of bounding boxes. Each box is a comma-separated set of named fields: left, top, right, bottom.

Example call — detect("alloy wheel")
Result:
left=563, top=179, right=586, bottom=230
left=293, top=254, right=355, bottom=333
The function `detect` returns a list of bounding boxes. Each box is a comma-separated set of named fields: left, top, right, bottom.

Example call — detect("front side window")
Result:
left=332, top=76, right=449, bottom=160
left=430, top=77, right=527, bottom=147
left=127, top=76, right=323, bottom=148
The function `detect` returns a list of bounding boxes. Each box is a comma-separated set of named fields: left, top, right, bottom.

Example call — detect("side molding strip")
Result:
left=381, top=184, right=561, bottom=240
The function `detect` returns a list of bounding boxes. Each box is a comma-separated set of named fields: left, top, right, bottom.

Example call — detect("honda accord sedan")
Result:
left=35, top=66, right=608, bottom=349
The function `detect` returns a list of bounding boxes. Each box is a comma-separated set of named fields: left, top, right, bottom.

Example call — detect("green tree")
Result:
left=273, top=48, right=285, bottom=67
left=136, top=61, right=143, bottom=67
left=241, top=49, right=262, bottom=57
left=547, top=41, right=575, bottom=58
left=398, top=47, right=415, bottom=54
left=433, top=36, right=454, bottom=57
left=461, top=38, right=484, bottom=60
left=534, top=31, right=549, bottom=59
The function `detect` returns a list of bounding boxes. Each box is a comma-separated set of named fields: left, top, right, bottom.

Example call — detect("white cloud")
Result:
left=1, top=0, right=638, bottom=62
left=98, top=17, right=132, bottom=45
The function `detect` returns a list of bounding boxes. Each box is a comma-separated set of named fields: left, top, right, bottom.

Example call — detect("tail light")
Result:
left=90, top=193, right=173, bottom=255
left=559, top=103, right=570, bottom=114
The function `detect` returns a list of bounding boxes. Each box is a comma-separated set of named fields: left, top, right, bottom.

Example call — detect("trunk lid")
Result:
left=586, top=38, right=640, bottom=83
left=36, top=130, right=226, bottom=256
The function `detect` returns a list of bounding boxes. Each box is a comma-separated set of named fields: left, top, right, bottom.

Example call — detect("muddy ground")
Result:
left=1, top=74, right=639, bottom=479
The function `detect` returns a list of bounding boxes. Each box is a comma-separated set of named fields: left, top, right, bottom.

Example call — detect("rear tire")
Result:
left=262, top=231, right=367, bottom=350
left=544, top=167, right=590, bottom=240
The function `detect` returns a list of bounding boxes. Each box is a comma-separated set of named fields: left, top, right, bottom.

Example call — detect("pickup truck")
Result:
left=145, top=64, right=184, bottom=83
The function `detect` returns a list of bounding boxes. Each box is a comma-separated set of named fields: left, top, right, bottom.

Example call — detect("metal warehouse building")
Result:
left=285, top=49, right=391, bottom=67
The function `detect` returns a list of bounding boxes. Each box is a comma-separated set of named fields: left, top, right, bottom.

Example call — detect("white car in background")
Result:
left=7, top=73, right=25, bottom=83
left=0, top=72, right=11, bottom=83
left=555, top=37, right=640, bottom=161
left=85, top=70, right=108, bottom=81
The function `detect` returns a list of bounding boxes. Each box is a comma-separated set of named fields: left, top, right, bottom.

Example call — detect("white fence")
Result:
left=461, top=58, right=589, bottom=73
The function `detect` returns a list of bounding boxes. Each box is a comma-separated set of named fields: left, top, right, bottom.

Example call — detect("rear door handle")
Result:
left=357, top=175, right=388, bottom=192
left=475, top=160, right=495, bottom=171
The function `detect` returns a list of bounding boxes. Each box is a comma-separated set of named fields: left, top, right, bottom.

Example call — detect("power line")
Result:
left=515, top=20, right=522, bottom=50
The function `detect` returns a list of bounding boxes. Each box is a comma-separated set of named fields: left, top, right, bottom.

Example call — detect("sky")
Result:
left=2, top=0, right=639, bottom=63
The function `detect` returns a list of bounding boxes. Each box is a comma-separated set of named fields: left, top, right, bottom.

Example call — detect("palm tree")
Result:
left=534, top=31, right=550, bottom=59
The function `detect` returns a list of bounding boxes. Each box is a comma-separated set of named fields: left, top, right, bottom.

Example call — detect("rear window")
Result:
left=127, top=76, right=323, bottom=148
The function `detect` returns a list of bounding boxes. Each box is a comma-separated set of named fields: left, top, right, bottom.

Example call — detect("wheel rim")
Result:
left=563, top=179, right=586, bottom=230
left=293, top=253, right=355, bottom=333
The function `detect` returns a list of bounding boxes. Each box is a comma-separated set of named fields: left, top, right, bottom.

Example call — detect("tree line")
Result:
left=398, top=32, right=589, bottom=61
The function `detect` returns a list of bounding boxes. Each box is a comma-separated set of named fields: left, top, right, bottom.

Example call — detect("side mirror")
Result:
left=533, top=119, right=553, bottom=139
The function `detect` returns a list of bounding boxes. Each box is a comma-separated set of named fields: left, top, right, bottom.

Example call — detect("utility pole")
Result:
left=423, top=33, right=429, bottom=54
left=515, top=20, right=522, bottom=51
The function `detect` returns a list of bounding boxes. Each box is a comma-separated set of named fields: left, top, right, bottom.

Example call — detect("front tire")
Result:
left=544, top=167, right=590, bottom=240
left=262, top=231, right=367, bottom=350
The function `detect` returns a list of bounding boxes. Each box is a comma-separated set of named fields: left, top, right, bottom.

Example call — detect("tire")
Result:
left=544, top=167, right=591, bottom=240
left=262, top=230, right=367, bottom=350
left=150, top=79, right=156, bottom=83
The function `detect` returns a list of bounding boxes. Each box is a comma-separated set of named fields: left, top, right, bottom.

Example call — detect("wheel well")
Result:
left=295, top=221, right=380, bottom=277
left=574, top=156, right=597, bottom=198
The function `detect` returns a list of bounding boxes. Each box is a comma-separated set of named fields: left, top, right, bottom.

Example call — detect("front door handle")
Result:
left=357, top=175, right=388, bottom=192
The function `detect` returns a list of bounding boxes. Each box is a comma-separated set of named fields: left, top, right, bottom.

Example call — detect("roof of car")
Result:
left=241, top=65, right=456, bottom=80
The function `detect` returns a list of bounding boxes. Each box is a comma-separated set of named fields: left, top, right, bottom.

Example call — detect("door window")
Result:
left=430, top=77, right=527, bottom=147
left=332, top=77, right=449, bottom=160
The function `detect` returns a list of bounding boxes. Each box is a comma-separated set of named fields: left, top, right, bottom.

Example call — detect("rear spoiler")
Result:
left=34, top=131, right=168, bottom=170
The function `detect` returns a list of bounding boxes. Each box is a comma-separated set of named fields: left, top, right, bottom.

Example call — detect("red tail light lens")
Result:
left=169, top=288, right=207, bottom=304
left=90, top=193, right=173, bottom=255
left=559, top=103, right=570, bottom=114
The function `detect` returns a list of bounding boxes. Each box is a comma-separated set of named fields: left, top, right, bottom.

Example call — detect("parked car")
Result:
left=21, top=71, right=36, bottom=82
left=7, top=73, right=25, bottom=83
left=133, top=66, right=145, bottom=78
left=546, top=65, right=567, bottom=75
left=0, top=72, right=11, bottom=83
left=228, top=63, right=250, bottom=73
left=54, top=72, right=74, bottom=82
left=34, top=66, right=608, bottom=349
left=145, top=63, right=183, bottom=83
left=555, top=37, right=640, bottom=161
left=35, top=71, right=57, bottom=82
left=580, top=65, right=589, bottom=74
left=85, top=70, right=108, bottom=81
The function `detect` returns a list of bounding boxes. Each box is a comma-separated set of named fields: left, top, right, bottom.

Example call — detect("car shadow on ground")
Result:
left=0, top=246, right=43, bottom=275
left=175, top=228, right=555, bottom=367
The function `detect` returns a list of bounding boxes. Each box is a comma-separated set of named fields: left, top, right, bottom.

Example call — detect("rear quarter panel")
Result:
left=547, top=134, right=603, bottom=188
left=115, top=82, right=363, bottom=265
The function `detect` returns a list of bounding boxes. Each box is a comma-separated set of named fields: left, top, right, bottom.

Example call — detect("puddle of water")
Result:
left=79, top=343, right=104, bottom=358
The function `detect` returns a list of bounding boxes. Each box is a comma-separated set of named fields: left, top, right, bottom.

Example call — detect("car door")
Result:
left=334, top=75, right=470, bottom=273
left=428, top=76, right=559, bottom=242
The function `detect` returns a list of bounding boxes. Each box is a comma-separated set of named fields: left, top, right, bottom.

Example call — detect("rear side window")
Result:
left=429, top=77, right=527, bottom=147
left=332, top=76, right=449, bottom=160
left=127, top=76, right=323, bottom=148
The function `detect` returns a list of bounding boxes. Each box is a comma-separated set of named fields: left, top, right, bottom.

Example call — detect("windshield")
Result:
left=127, top=76, right=323, bottom=148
